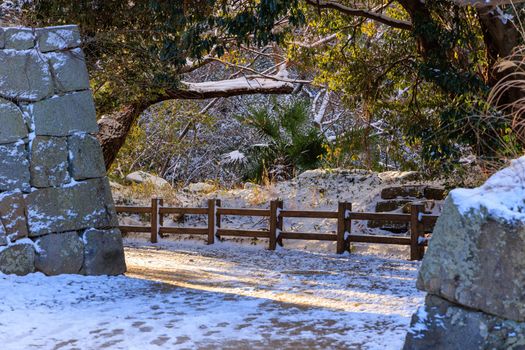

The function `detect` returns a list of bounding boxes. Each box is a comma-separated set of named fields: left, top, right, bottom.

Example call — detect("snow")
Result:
left=451, top=156, right=525, bottom=222
left=0, top=239, right=423, bottom=349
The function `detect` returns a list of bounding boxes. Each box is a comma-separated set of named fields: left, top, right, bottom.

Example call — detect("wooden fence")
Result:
left=116, top=198, right=439, bottom=260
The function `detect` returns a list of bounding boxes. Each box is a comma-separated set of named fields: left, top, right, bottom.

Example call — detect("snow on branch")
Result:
left=169, top=76, right=294, bottom=99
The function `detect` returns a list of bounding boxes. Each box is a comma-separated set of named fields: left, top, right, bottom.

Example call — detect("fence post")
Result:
left=337, top=202, right=346, bottom=254
left=215, top=199, right=222, bottom=239
left=344, top=202, right=352, bottom=253
left=207, top=199, right=216, bottom=245
left=150, top=197, right=160, bottom=243
left=158, top=198, right=164, bottom=237
left=269, top=199, right=283, bottom=250
left=410, top=203, right=425, bottom=260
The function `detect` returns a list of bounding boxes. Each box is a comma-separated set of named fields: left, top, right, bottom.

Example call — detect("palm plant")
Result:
left=235, top=99, right=327, bottom=182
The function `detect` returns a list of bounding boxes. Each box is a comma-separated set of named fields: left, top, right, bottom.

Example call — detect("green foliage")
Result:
left=237, top=100, right=327, bottom=182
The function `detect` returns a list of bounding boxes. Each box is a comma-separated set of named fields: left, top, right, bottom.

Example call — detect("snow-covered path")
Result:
left=0, top=240, right=423, bottom=349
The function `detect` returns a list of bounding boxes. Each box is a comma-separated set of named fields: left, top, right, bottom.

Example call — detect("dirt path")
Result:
left=123, top=239, right=423, bottom=349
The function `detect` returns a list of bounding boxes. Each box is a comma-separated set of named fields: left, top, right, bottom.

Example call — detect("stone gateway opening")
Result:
left=0, top=25, right=126, bottom=276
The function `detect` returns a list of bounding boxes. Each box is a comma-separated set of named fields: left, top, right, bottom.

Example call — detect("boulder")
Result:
left=68, top=133, right=106, bottom=180
left=4, top=27, right=35, bottom=50
left=30, top=136, right=70, bottom=188
left=125, top=171, right=170, bottom=188
left=0, top=98, right=28, bottom=144
left=0, top=49, right=53, bottom=101
left=381, top=185, right=425, bottom=199
left=81, top=228, right=126, bottom=275
left=0, top=28, right=4, bottom=48
left=0, top=242, right=35, bottom=275
left=404, top=295, right=525, bottom=350
left=25, top=177, right=118, bottom=236
left=46, top=48, right=90, bottom=93
left=31, top=91, right=99, bottom=136
left=34, top=232, right=84, bottom=275
left=417, top=195, right=525, bottom=321
left=0, top=142, right=30, bottom=192
left=0, top=191, right=29, bottom=241
left=36, top=25, right=81, bottom=53
left=407, top=155, right=525, bottom=350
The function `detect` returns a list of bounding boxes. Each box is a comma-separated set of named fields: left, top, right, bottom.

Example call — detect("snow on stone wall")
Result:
left=0, top=25, right=126, bottom=276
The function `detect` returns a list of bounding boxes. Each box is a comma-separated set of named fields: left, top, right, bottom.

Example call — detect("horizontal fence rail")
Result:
left=116, top=198, right=439, bottom=260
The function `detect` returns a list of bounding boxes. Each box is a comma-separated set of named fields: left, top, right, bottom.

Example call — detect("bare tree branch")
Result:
left=304, top=0, right=413, bottom=30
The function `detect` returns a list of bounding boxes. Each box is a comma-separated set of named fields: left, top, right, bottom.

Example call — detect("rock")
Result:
left=378, top=171, right=421, bottom=182
left=0, top=222, right=7, bottom=246
left=25, top=177, right=118, bottom=236
left=0, top=242, right=35, bottom=275
left=0, top=49, right=53, bottom=101
left=381, top=185, right=425, bottom=199
left=0, top=98, right=28, bottom=144
left=185, top=182, right=215, bottom=193
left=68, top=133, right=106, bottom=180
left=34, top=232, right=84, bottom=275
left=125, top=171, right=170, bottom=188
left=81, top=228, right=126, bottom=275
left=403, top=295, right=525, bottom=350
left=31, top=91, right=99, bottom=136
left=30, top=136, right=70, bottom=188
left=423, top=186, right=446, bottom=200
left=0, top=191, right=29, bottom=241
left=46, top=48, right=90, bottom=93
left=0, top=142, right=30, bottom=192
left=0, top=28, right=4, bottom=48
left=4, top=27, right=35, bottom=50
left=417, top=195, right=525, bottom=321
left=36, top=25, right=81, bottom=53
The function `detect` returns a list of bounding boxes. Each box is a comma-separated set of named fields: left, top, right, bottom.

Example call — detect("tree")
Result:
left=23, top=0, right=525, bottom=170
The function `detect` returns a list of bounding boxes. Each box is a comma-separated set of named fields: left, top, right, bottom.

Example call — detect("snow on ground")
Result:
left=0, top=239, right=423, bottom=350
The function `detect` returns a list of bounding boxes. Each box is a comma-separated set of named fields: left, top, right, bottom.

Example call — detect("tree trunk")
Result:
left=97, top=102, right=155, bottom=170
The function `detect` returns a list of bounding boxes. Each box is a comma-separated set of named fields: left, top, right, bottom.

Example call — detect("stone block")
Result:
left=381, top=185, right=425, bottom=199
left=30, top=136, right=70, bottom=187
left=0, top=98, right=28, bottom=144
left=34, top=232, right=84, bottom=275
left=36, top=25, right=81, bottom=53
left=375, top=199, right=412, bottom=212
left=32, top=91, right=98, bottom=136
left=403, top=295, right=525, bottom=350
left=68, top=133, right=106, bottom=180
left=0, top=142, right=30, bottom=192
left=4, top=27, right=35, bottom=50
left=423, top=186, right=446, bottom=200
left=0, top=49, right=53, bottom=101
left=0, top=191, right=29, bottom=241
left=0, top=243, right=35, bottom=275
left=46, top=48, right=90, bottom=93
left=26, top=177, right=118, bottom=236
left=81, top=228, right=126, bottom=276
left=417, top=196, right=525, bottom=321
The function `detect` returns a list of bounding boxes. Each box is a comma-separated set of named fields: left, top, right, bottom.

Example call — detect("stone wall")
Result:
left=0, top=25, right=126, bottom=276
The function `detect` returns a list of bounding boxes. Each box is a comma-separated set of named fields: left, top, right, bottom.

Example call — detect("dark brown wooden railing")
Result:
left=116, top=198, right=439, bottom=260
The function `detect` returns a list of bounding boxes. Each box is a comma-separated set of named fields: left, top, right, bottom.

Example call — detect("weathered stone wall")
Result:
left=0, top=25, right=126, bottom=276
